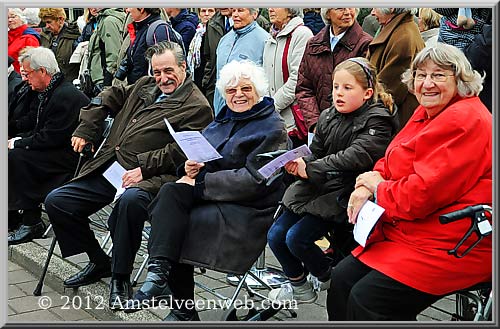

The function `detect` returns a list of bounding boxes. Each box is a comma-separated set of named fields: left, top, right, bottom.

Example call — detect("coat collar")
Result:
left=276, top=17, right=305, bottom=38
left=369, top=12, right=413, bottom=47
left=308, top=21, right=363, bottom=55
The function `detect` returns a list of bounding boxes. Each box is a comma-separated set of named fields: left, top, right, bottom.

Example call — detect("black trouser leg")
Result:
left=327, top=255, right=443, bottom=321
left=169, top=262, right=195, bottom=311
left=147, top=183, right=196, bottom=261
left=108, top=187, right=153, bottom=275
left=44, top=175, right=115, bottom=260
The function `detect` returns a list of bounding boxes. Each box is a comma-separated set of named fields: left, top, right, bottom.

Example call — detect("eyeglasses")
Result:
left=8, top=15, right=19, bottom=20
left=23, top=69, right=37, bottom=77
left=413, top=71, right=455, bottom=82
left=225, top=85, right=254, bottom=95
left=333, top=8, right=354, bottom=13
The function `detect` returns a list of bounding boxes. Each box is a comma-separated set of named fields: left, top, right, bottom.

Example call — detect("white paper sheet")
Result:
left=102, top=161, right=126, bottom=202
left=257, top=144, right=312, bottom=179
left=353, top=200, right=385, bottom=247
left=164, top=118, right=222, bottom=163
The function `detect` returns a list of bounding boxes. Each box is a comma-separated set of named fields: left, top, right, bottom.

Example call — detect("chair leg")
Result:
left=42, top=223, right=52, bottom=239
left=132, top=253, right=149, bottom=287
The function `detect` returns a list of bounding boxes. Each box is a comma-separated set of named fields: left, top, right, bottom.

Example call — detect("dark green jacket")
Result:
left=40, top=22, right=81, bottom=82
left=73, top=75, right=213, bottom=195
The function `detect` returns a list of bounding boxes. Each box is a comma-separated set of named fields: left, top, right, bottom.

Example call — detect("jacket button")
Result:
left=25, top=146, right=30, bottom=150
left=132, top=119, right=137, bottom=123
left=115, top=146, right=120, bottom=151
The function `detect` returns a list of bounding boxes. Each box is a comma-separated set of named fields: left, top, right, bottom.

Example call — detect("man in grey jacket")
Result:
left=44, top=41, right=213, bottom=310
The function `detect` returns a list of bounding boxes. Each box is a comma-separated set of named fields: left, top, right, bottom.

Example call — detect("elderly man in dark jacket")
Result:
left=44, top=41, right=213, bottom=309
left=8, top=47, right=89, bottom=241
left=38, top=8, right=81, bottom=82
left=296, top=8, right=372, bottom=132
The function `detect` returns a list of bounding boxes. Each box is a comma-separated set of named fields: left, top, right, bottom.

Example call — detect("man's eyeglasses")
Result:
left=225, top=85, right=253, bottom=95
left=413, top=71, right=455, bottom=82
left=23, top=69, right=37, bottom=77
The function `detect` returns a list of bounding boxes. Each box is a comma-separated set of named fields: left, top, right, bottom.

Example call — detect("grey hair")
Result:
left=9, top=8, right=27, bottom=24
left=145, top=41, right=185, bottom=66
left=20, top=47, right=60, bottom=75
left=286, top=8, right=304, bottom=19
left=378, top=8, right=418, bottom=16
left=401, top=43, right=484, bottom=97
left=22, top=8, right=41, bottom=26
left=216, top=60, right=269, bottom=101
left=248, top=8, right=260, bottom=15
left=320, top=8, right=359, bottom=25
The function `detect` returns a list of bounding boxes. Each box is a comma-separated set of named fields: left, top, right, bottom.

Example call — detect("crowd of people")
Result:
left=8, top=7, right=492, bottom=322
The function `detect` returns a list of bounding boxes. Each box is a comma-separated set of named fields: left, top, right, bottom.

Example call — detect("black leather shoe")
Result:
left=64, top=259, right=111, bottom=288
left=8, top=222, right=46, bottom=245
left=109, top=278, right=133, bottom=310
left=163, top=308, right=201, bottom=321
left=123, top=259, right=172, bottom=313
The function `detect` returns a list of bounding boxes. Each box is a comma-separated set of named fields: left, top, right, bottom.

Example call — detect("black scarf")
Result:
left=36, top=72, right=64, bottom=127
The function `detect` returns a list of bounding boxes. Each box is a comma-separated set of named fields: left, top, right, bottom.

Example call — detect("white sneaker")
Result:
left=268, top=281, right=317, bottom=304
left=308, top=274, right=331, bottom=292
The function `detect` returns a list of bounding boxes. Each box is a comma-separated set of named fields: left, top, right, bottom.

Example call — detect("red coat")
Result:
left=8, top=25, right=40, bottom=73
left=353, top=96, right=492, bottom=295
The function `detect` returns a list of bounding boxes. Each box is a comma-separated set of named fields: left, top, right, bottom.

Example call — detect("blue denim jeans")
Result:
left=267, top=208, right=334, bottom=279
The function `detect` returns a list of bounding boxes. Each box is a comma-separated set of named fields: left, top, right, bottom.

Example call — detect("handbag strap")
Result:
left=282, top=24, right=303, bottom=82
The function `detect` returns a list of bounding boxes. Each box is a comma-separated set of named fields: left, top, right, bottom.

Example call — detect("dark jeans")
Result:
left=327, top=255, right=443, bottom=321
left=45, top=175, right=153, bottom=274
left=267, top=208, right=334, bottom=279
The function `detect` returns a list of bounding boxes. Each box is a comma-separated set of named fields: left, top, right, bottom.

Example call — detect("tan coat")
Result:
left=367, top=12, right=425, bottom=128
left=73, top=75, right=213, bottom=195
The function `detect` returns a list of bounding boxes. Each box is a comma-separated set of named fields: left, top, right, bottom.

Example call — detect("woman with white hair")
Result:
left=263, top=8, right=313, bottom=146
left=125, top=60, right=288, bottom=321
left=367, top=8, right=425, bottom=128
left=8, top=8, right=40, bottom=73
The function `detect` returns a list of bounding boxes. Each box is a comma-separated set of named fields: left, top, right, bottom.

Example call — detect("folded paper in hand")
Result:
left=102, top=161, right=126, bottom=202
left=258, top=144, right=312, bottom=179
left=353, top=200, right=385, bottom=247
left=164, top=118, right=222, bottom=163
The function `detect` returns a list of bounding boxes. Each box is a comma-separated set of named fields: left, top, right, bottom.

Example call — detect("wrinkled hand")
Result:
left=71, top=136, right=93, bottom=153
left=176, top=175, right=195, bottom=186
left=284, top=157, right=308, bottom=179
left=122, top=167, right=143, bottom=188
left=185, top=160, right=205, bottom=179
left=355, top=171, right=384, bottom=193
left=347, top=186, right=373, bottom=224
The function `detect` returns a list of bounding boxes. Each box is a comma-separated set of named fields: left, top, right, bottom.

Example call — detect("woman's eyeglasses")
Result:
left=225, top=85, right=253, bottom=95
left=413, top=71, right=455, bottom=82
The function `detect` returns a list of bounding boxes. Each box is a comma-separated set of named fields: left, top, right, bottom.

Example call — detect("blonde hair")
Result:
left=38, top=8, right=66, bottom=21
left=418, top=8, right=442, bottom=30
left=333, top=57, right=394, bottom=112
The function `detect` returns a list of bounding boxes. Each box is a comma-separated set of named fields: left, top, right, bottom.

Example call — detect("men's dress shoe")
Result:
left=123, top=260, right=172, bottom=313
left=109, top=278, right=133, bottom=310
left=64, top=259, right=111, bottom=288
left=163, top=309, right=201, bottom=321
left=8, top=222, right=46, bottom=245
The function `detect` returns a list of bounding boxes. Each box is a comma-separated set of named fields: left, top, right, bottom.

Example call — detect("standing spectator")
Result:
left=263, top=8, right=312, bottom=138
left=367, top=8, right=425, bottom=128
left=84, top=8, right=125, bottom=96
left=38, top=8, right=81, bottom=83
left=296, top=8, right=372, bottom=132
left=8, top=8, right=40, bottom=73
left=201, top=8, right=233, bottom=108
left=8, top=56, right=22, bottom=101
left=8, top=47, right=89, bottom=245
left=464, top=19, right=492, bottom=111
left=433, top=8, right=491, bottom=51
left=187, top=8, right=216, bottom=91
left=256, top=9, right=271, bottom=31
left=116, top=8, right=182, bottom=85
left=361, top=13, right=380, bottom=37
left=302, top=8, right=325, bottom=35
left=21, top=8, right=41, bottom=33
left=165, top=8, right=198, bottom=52
left=418, top=8, right=442, bottom=47
left=75, top=8, right=99, bottom=46
left=213, top=8, right=269, bottom=114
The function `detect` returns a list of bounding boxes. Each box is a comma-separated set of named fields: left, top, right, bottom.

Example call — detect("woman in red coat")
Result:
left=327, top=43, right=492, bottom=320
left=8, top=8, right=40, bottom=73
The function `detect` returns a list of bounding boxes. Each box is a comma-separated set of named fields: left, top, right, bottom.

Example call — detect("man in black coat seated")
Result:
left=8, top=47, right=90, bottom=243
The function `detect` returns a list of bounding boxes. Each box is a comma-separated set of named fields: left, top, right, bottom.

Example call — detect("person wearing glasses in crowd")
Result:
left=328, top=44, right=492, bottom=321
left=8, top=8, right=40, bottom=73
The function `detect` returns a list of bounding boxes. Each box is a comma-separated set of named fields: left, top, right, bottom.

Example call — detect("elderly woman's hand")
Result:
left=284, top=158, right=308, bottom=179
left=355, top=171, right=384, bottom=193
left=176, top=175, right=195, bottom=186
left=185, top=160, right=205, bottom=179
left=347, top=185, right=373, bottom=224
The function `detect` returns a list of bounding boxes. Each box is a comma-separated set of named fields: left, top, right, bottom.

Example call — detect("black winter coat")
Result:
left=283, top=101, right=398, bottom=222
left=178, top=97, right=289, bottom=274
left=8, top=81, right=39, bottom=138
